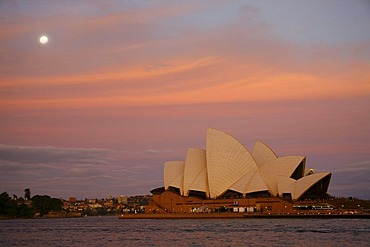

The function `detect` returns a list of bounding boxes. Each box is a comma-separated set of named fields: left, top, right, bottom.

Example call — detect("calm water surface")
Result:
left=1, top=216, right=369, bottom=246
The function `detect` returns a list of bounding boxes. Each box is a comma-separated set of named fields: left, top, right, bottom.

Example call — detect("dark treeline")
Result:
left=0, top=191, right=62, bottom=218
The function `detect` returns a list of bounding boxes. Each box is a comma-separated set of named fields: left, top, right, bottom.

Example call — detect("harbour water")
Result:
left=1, top=216, right=369, bottom=246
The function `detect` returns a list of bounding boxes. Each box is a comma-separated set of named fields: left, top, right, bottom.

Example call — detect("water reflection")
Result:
left=0, top=217, right=369, bottom=246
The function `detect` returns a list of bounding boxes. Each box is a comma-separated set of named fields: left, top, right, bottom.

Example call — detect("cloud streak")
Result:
left=329, top=161, right=370, bottom=199
left=0, top=144, right=165, bottom=198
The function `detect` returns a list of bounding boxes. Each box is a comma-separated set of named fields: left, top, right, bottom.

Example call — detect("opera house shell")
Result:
left=161, top=128, right=331, bottom=201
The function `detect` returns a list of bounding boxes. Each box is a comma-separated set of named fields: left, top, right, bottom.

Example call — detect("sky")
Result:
left=1, top=0, right=369, bottom=200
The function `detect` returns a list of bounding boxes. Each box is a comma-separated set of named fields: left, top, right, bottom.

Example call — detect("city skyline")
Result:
left=1, top=1, right=369, bottom=199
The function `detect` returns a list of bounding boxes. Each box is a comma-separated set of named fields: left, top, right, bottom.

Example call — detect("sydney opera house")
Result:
left=146, top=128, right=332, bottom=213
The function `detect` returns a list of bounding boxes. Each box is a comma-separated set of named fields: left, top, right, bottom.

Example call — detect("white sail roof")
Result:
left=161, top=128, right=331, bottom=200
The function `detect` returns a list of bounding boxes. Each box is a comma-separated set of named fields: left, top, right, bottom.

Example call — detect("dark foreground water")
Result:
left=1, top=216, right=369, bottom=246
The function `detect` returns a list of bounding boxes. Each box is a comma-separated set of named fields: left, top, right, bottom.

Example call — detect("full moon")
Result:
left=39, top=35, right=48, bottom=44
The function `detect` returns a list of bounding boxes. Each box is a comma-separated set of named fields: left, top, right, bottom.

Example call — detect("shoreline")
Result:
left=119, top=212, right=245, bottom=219
left=243, top=213, right=370, bottom=219
left=118, top=212, right=370, bottom=219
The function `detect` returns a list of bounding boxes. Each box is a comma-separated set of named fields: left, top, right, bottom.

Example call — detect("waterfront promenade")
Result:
left=119, top=211, right=370, bottom=219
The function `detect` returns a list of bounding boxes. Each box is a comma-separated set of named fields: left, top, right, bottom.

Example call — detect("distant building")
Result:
left=87, top=199, right=96, bottom=204
left=147, top=128, right=332, bottom=213
left=118, top=195, right=128, bottom=204
left=69, top=197, right=77, bottom=203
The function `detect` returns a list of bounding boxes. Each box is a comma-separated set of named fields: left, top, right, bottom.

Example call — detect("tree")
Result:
left=24, top=188, right=31, bottom=200
left=0, top=192, right=17, bottom=217
left=31, top=195, right=62, bottom=216
left=0, top=192, right=10, bottom=215
left=18, top=203, right=34, bottom=218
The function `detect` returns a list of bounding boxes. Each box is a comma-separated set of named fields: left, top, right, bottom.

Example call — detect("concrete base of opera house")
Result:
left=144, top=191, right=295, bottom=214
left=118, top=191, right=370, bottom=219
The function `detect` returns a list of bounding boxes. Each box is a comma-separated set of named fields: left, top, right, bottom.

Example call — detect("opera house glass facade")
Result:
left=148, top=128, right=331, bottom=213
